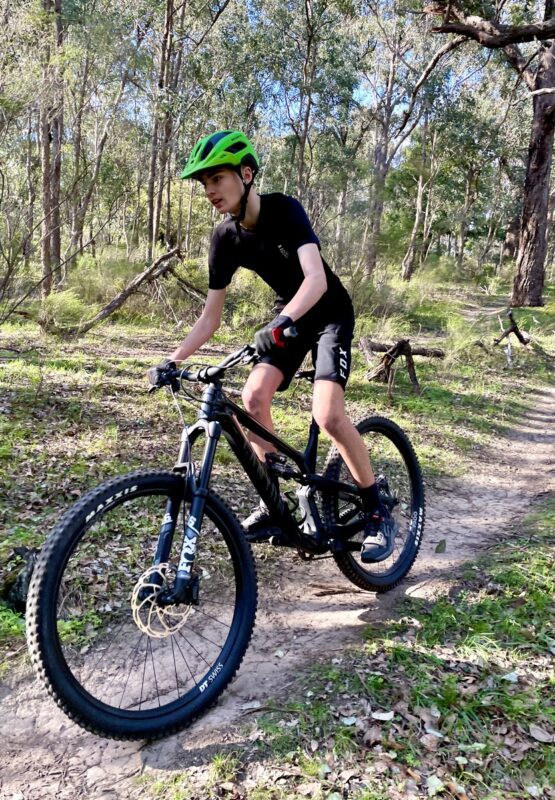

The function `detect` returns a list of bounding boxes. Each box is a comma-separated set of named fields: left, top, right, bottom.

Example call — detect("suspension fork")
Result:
left=161, top=420, right=222, bottom=604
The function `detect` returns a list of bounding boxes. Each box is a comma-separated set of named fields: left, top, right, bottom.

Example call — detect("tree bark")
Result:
left=50, top=0, right=63, bottom=286
left=502, top=214, right=520, bottom=260
left=153, top=0, right=175, bottom=249
left=68, top=52, right=90, bottom=261
left=39, top=0, right=53, bottom=300
left=296, top=29, right=317, bottom=203
left=401, top=170, right=425, bottom=281
left=401, top=116, right=430, bottom=281
left=23, top=114, right=37, bottom=267
left=511, top=87, right=555, bottom=305
left=365, top=138, right=388, bottom=277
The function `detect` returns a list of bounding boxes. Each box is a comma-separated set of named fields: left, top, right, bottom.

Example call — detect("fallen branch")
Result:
left=360, top=339, right=446, bottom=358
left=493, top=308, right=530, bottom=347
left=41, top=248, right=183, bottom=337
left=168, top=266, right=207, bottom=304
left=359, top=337, right=445, bottom=396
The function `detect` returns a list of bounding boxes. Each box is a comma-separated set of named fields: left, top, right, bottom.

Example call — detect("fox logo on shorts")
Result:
left=338, top=347, right=348, bottom=380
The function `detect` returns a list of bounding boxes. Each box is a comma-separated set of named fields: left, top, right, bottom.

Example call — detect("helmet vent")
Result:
left=200, top=141, right=214, bottom=159
left=225, top=142, right=245, bottom=154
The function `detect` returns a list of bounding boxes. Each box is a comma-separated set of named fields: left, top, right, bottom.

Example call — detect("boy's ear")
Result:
left=240, top=164, right=254, bottom=184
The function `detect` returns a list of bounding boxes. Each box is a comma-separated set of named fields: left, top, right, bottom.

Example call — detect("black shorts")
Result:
left=260, top=317, right=355, bottom=391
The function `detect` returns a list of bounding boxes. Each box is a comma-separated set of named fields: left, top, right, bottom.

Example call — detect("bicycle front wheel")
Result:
left=26, top=470, right=257, bottom=740
left=322, top=416, right=425, bottom=593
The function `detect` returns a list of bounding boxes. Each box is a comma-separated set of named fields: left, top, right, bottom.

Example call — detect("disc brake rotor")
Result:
left=131, top=562, right=192, bottom=638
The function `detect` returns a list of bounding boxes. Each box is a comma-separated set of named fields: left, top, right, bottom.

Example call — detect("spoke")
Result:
left=185, top=623, right=225, bottom=650
left=118, top=631, right=145, bottom=709
left=173, top=630, right=201, bottom=686
left=192, top=607, right=232, bottom=629
left=52, top=483, right=244, bottom=720
left=139, top=639, right=149, bottom=711
left=170, top=637, right=180, bottom=700
left=83, top=614, right=130, bottom=680
left=177, top=628, right=213, bottom=669
left=148, top=638, right=161, bottom=708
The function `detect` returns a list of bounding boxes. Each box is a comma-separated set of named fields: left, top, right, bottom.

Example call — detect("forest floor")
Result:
left=0, top=309, right=553, bottom=800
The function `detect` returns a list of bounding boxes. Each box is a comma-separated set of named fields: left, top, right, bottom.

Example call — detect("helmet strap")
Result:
left=230, top=170, right=255, bottom=235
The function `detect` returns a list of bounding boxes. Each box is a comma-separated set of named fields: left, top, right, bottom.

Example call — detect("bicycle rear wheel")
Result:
left=322, top=416, right=425, bottom=592
left=26, top=470, right=257, bottom=740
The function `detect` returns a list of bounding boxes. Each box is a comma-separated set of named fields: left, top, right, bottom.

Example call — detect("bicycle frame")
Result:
left=158, top=376, right=369, bottom=601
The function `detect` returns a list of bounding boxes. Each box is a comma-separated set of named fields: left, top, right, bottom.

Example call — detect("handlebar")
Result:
left=149, top=325, right=298, bottom=392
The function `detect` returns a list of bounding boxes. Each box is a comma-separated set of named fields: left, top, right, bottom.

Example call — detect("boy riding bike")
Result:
left=148, top=130, right=397, bottom=563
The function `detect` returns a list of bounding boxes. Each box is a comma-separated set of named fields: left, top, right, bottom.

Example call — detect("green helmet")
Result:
left=181, top=130, right=259, bottom=180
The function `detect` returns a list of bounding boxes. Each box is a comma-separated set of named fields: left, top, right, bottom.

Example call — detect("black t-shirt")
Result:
left=208, top=193, right=354, bottom=329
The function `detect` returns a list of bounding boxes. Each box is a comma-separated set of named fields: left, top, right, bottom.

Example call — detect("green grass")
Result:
left=1, top=284, right=554, bottom=798
left=253, top=497, right=555, bottom=799
left=0, top=603, right=26, bottom=640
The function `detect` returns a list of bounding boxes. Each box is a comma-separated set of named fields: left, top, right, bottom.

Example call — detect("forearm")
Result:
left=170, top=316, right=218, bottom=363
left=280, top=274, right=327, bottom=322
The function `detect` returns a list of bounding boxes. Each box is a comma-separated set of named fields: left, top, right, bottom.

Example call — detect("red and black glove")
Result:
left=254, top=315, right=294, bottom=357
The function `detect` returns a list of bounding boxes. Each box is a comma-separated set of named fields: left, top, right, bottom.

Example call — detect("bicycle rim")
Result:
left=27, top=471, right=257, bottom=739
left=323, top=417, right=425, bottom=591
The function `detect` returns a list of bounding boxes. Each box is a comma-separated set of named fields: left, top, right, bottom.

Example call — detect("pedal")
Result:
left=269, top=531, right=296, bottom=547
left=265, top=453, right=300, bottom=480
left=265, top=452, right=287, bottom=466
left=245, top=526, right=282, bottom=543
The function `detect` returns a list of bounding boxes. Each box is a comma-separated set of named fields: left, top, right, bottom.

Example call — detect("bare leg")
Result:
left=241, top=363, right=284, bottom=461
left=312, top=379, right=375, bottom=487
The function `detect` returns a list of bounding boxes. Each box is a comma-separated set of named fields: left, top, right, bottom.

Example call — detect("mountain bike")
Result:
left=26, top=343, right=425, bottom=741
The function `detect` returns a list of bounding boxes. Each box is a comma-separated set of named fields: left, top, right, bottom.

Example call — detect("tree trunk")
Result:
left=401, top=171, right=425, bottom=281
left=153, top=0, right=174, bottom=248
left=176, top=173, right=184, bottom=248
left=363, top=42, right=398, bottom=277
left=334, top=185, right=347, bottom=267
left=184, top=180, right=194, bottom=256
left=147, top=0, right=173, bottom=260
left=69, top=74, right=128, bottom=262
left=419, top=127, right=438, bottom=267
left=456, top=167, right=477, bottom=272
left=147, top=120, right=160, bottom=262
left=39, top=0, right=53, bottom=300
left=502, top=214, right=521, bottom=260
left=296, top=29, right=317, bottom=203
left=364, top=143, right=388, bottom=276
left=50, top=0, right=63, bottom=286
left=511, top=90, right=555, bottom=305
left=402, top=116, right=429, bottom=281
left=23, top=114, right=36, bottom=267
left=68, top=53, right=90, bottom=262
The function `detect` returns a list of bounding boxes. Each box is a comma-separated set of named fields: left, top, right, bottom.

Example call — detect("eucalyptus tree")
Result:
left=423, top=0, right=555, bottom=305
left=62, top=0, right=153, bottom=271
left=144, top=0, right=237, bottom=261
left=354, top=0, right=468, bottom=276
left=250, top=0, right=362, bottom=207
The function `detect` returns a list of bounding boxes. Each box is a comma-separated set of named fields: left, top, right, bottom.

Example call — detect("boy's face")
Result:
left=199, top=166, right=253, bottom=215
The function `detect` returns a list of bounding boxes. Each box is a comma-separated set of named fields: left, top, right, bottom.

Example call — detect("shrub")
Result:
left=41, top=289, right=96, bottom=326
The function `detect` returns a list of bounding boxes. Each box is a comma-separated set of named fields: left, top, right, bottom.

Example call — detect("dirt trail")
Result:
left=0, top=386, right=553, bottom=800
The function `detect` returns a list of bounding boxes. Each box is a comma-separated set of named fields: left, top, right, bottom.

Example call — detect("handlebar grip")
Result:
left=283, top=325, right=297, bottom=339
